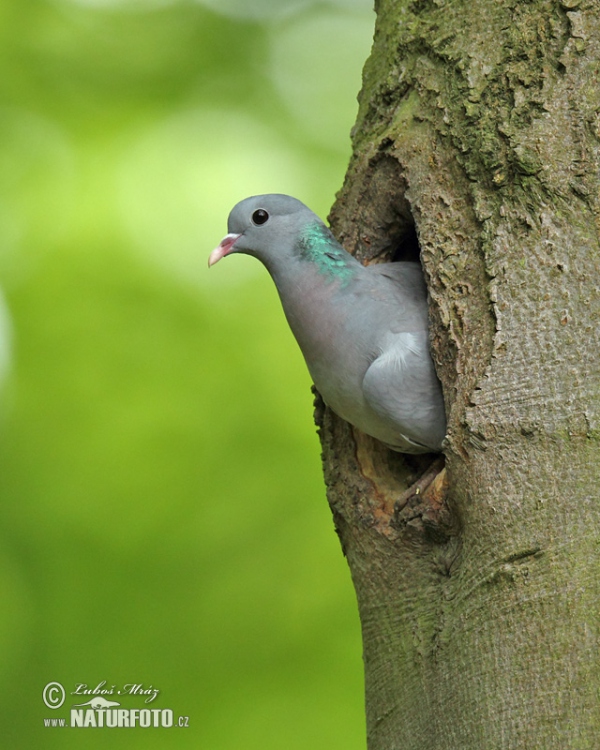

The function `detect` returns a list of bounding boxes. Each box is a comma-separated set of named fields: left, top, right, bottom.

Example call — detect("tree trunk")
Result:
left=319, top=1, right=600, bottom=748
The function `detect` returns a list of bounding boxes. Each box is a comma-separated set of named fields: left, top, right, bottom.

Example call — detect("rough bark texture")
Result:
left=319, top=1, right=600, bottom=748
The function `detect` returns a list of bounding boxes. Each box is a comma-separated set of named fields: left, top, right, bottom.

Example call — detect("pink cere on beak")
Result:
left=208, top=233, right=241, bottom=267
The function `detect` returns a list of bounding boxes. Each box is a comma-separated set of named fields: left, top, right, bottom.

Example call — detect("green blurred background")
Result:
left=0, top=0, right=374, bottom=746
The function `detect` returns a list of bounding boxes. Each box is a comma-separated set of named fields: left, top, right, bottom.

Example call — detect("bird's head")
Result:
left=209, top=194, right=324, bottom=272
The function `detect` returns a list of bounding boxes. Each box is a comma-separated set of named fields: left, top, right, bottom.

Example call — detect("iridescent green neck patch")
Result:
left=297, top=222, right=357, bottom=286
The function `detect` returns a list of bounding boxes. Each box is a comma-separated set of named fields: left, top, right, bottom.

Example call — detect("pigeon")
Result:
left=209, top=194, right=446, bottom=454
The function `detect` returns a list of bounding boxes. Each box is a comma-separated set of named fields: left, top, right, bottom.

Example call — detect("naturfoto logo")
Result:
left=42, top=681, right=190, bottom=729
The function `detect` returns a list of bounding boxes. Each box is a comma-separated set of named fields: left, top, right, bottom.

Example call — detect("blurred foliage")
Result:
left=0, top=0, right=375, bottom=747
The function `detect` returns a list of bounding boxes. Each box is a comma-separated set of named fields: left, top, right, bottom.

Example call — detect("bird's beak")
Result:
left=208, top=233, right=241, bottom=267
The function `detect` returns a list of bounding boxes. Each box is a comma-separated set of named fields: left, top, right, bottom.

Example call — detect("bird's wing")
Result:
left=361, top=262, right=430, bottom=333
left=362, top=331, right=445, bottom=452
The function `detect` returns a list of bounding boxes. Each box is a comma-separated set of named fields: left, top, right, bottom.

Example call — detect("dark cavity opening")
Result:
left=390, top=225, right=420, bottom=263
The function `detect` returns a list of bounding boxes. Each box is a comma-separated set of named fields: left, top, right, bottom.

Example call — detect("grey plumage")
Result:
left=209, top=194, right=446, bottom=453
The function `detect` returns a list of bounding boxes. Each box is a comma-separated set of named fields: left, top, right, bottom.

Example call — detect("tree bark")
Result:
left=319, top=1, right=600, bottom=748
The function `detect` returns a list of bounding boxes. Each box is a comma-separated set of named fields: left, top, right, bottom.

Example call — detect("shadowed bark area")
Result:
left=319, top=1, right=600, bottom=747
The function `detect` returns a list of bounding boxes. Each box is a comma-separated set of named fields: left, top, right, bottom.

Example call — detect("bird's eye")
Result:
left=252, top=209, right=269, bottom=226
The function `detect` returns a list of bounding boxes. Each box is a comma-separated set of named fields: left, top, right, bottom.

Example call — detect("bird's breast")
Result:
left=275, top=274, right=373, bottom=426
